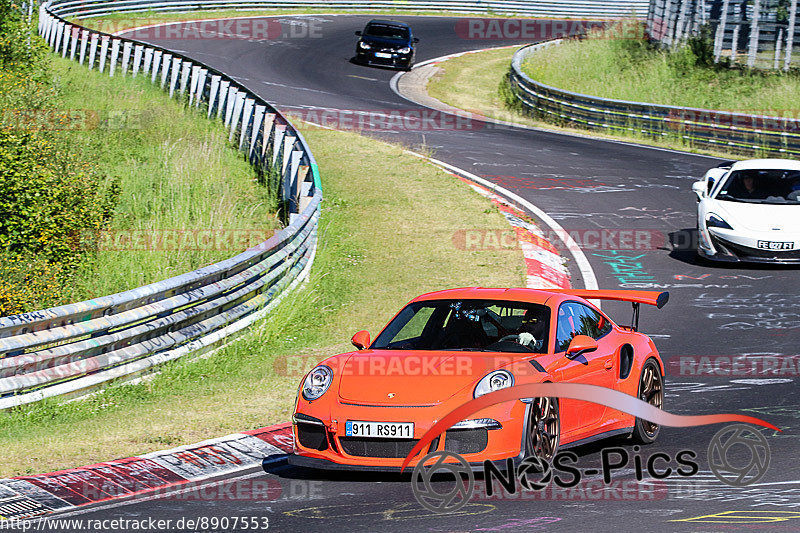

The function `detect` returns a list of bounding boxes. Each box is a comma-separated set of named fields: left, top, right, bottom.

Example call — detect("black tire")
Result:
left=524, top=396, right=560, bottom=461
left=631, top=358, right=664, bottom=444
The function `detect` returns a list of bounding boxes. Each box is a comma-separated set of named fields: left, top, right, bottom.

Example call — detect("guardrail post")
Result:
left=61, top=24, right=70, bottom=57
left=195, top=69, right=208, bottom=108
left=109, top=39, right=120, bottom=76
left=250, top=105, right=266, bottom=160
left=160, top=53, right=172, bottom=88
left=121, top=41, right=132, bottom=76
left=151, top=50, right=162, bottom=83
left=79, top=29, right=88, bottom=65
left=143, top=47, right=154, bottom=76
left=70, top=26, right=79, bottom=60
left=189, top=65, right=201, bottom=105
left=286, top=150, right=302, bottom=218
left=54, top=21, right=64, bottom=51
left=208, top=75, right=221, bottom=117
left=133, top=45, right=143, bottom=76
left=99, top=35, right=109, bottom=73
left=229, top=92, right=246, bottom=142
left=272, top=124, right=286, bottom=166
left=217, top=80, right=230, bottom=119
left=179, top=61, right=191, bottom=95
left=282, top=135, right=296, bottom=176
left=239, top=98, right=255, bottom=150
left=169, top=57, right=181, bottom=97
left=261, top=113, right=276, bottom=158
left=224, top=86, right=239, bottom=127
left=88, top=33, right=99, bottom=70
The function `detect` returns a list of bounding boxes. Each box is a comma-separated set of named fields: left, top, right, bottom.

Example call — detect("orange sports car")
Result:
left=289, top=287, right=667, bottom=471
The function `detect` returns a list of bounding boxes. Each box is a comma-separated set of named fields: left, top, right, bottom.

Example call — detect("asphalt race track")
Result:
left=61, top=15, right=800, bottom=532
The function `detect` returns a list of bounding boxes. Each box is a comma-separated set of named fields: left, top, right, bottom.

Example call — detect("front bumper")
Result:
left=701, top=229, right=800, bottom=264
left=356, top=50, right=413, bottom=68
left=292, top=400, right=526, bottom=470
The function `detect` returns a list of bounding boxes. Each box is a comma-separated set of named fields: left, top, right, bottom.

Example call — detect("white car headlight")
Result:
left=707, top=214, right=733, bottom=230
left=302, top=365, right=333, bottom=401
left=398, top=47, right=412, bottom=54
left=359, top=41, right=371, bottom=50
left=474, top=370, right=514, bottom=398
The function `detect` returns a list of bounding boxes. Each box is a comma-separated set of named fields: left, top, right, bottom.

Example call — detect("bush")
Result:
left=0, top=130, right=120, bottom=315
left=0, top=1, right=120, bottom=316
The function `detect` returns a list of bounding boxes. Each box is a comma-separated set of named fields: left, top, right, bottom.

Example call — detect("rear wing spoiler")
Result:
left=548, top=289, right=669, bottom=332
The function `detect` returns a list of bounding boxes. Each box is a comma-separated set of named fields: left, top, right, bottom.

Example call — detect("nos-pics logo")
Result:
left=411, top=424, right=771, bottom=513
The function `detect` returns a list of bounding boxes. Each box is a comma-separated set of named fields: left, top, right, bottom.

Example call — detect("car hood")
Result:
left=360, top=35, right=410, bottom=48
left=708, top=199, right=800, bottom=232
left=335, top=349, right=525, bottom=405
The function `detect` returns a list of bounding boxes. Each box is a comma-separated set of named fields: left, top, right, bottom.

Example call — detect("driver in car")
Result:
left=516, top=309, right=547, bottom=349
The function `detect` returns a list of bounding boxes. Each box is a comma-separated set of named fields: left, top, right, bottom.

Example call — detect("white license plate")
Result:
left=757, top=240, right=794, bottom=250
left=374, top=52, right=392, bottom=58
left=345, top=421, right=413, bottom=438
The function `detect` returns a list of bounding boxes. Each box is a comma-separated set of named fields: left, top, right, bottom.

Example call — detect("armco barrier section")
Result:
left=45, top=0, right=649, bottom=19
left=0, top=1, right=322, bottom=409
left=508, top=41, right=800, bottom=156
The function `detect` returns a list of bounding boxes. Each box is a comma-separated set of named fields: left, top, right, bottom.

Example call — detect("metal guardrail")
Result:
left=508, top=41, right=800, bottom=157
left=47, top=0, right=649, bottom=19
left=0, top=1, right=323, bottom=409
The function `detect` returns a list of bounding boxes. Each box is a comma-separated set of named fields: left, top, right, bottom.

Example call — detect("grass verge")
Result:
left=425, top=46, right=796, bottom=159
left=50, top=55, right=281, bottom=303
left=0, top=124, right=525, bottom=477
left=520, top=34, right=800, bottom=112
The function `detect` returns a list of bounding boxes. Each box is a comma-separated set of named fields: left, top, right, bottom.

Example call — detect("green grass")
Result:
left=424, top=44, right=785, bottom=158
left=0, top=124, right=526, bottom=478
left=48, top=56, right=281, bottom=303
left=521, top=34, right=800, bottom=113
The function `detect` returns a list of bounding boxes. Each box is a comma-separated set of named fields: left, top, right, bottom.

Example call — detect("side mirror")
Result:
left=355, top=30, right=362, bottom=36
left=566, top=335, right=598, bottom=360
left=351, top=330, right=370, bottom=350
left=597, top=314, right=606, bottom=330
left=692, top=180, right=706, bottom=199
left=413, top=37, right=420, bottom=43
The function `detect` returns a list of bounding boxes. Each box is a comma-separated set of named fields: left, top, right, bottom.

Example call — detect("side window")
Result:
left=555, top=302, right=611, bottom=352
left=555, top=304, right=578, bottom=352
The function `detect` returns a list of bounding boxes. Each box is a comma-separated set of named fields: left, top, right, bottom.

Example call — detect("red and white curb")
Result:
left=453, top=176, right=571, bottom=289
left=0, top=424, right=293, bottom=521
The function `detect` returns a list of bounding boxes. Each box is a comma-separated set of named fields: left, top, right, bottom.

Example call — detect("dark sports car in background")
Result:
left=355, top=19, right=418, bottom=70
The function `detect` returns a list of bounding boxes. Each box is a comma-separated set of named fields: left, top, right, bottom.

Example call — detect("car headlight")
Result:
left=398, top=47, right=412, bottom=54
left=707, top=214, right=733, bottom=230
left=359, top=41, right=371, bottom=50
left=474, top=370, right=514, bottom=398
left=302, top=365, right=333, bottom=401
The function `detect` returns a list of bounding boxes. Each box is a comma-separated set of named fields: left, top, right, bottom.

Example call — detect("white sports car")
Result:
left=693, top=159, right=800, bottom=263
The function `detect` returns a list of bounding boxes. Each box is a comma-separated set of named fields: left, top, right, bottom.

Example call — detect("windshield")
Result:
left=371, top=299, right=550, bottom=353
left=715, top=169, right=800, bottom=204
left=364, top=23, right=410, bottom=40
